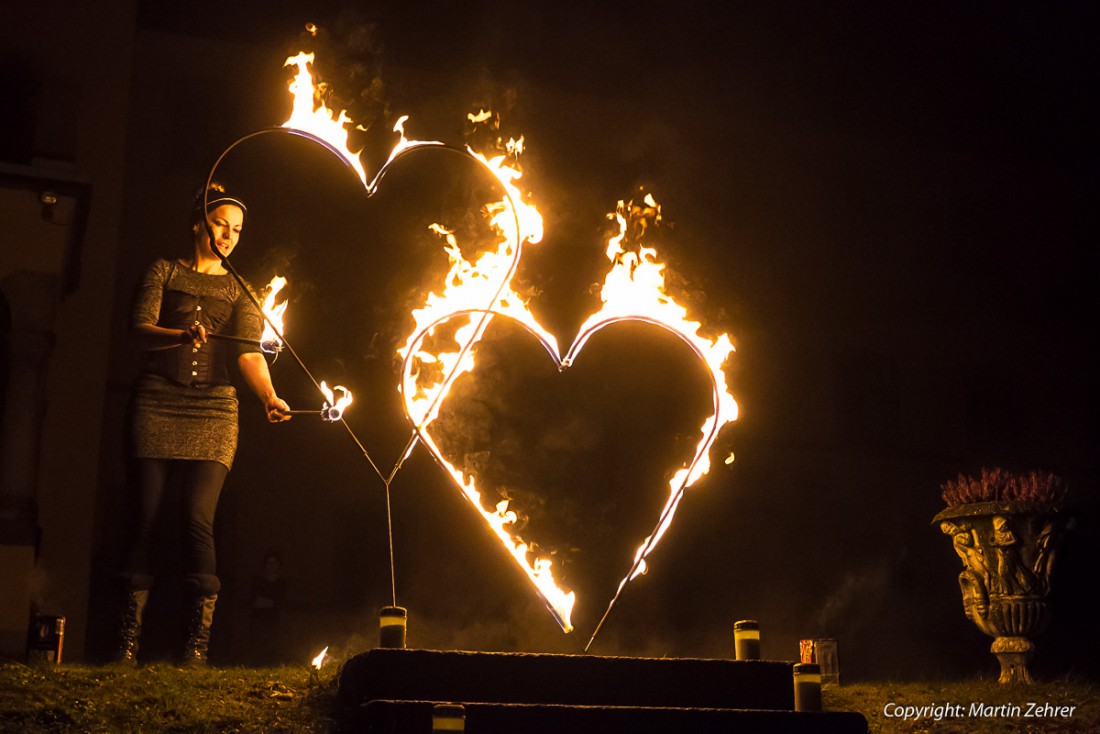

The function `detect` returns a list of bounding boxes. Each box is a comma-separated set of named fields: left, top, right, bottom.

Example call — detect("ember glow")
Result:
left=320, top=381, right=353, bottom=422
left=259, top=276, right=289, bottom=354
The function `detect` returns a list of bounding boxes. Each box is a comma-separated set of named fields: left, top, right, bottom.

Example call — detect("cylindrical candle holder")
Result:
left=793, top=662, right=822, bottom=712
left=432, top=703, right=466, bottom=732
left=733, top=619, right=760, bottom=660
left=379, top=605, right=407, bottom=649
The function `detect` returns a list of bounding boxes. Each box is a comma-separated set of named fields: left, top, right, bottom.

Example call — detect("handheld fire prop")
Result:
left=286, top=382, right=353, bottom=421
left=204, top=44, right=737, bottom=647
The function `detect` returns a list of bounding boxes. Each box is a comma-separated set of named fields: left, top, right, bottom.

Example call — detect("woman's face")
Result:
left=195, top=204, right=244, bottom=260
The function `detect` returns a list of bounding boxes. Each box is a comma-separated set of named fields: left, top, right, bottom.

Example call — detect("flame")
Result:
left=320, top=381, right=353, bottom=421
left=260, top=276, right=289, bottom=351
left=280, top=53, right=445, bottom=194
left=282, top=52, right=368, bottom=185
left=311, top=645, right=328, bottom=670
left=371, top=116, right=446, bottom=190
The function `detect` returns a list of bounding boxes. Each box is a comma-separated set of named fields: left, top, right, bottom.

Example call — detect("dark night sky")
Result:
left=85, top=1, right=1099, bottom=678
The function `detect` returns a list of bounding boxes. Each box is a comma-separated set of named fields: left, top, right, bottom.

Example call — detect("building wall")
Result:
left=0, top=0, right=136, bottom=660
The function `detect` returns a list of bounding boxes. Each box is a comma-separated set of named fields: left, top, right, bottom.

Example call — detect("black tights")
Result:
left=122, top=458, right=227, bottom=589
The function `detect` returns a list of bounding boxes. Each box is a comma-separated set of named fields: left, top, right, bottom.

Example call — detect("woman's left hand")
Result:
left=264, top=395, right=291, bottom=423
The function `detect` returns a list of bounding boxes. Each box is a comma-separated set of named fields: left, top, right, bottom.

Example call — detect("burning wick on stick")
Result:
left=205, top=276, right=288, bottom=355
left=287, top=382, right=353, bottom=422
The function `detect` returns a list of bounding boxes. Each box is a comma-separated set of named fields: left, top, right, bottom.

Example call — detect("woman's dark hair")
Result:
left=191, top=181, right=248, bottom=226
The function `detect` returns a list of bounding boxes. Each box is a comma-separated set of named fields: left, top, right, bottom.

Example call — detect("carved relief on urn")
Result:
left=934, top=469, right=1072, bottom=685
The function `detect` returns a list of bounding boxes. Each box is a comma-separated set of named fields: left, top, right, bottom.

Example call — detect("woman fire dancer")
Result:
left=114, top=182, right=290, bottom=666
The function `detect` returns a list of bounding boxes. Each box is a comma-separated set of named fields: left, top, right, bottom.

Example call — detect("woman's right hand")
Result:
left=180, top=323, right=207, bottom=348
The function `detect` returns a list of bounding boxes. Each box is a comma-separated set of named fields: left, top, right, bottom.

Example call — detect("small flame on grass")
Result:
left=311, top=646, right=328, bottom=670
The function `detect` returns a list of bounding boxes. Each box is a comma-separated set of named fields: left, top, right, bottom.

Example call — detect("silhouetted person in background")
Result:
left=248, top=551, right=287, bottom=666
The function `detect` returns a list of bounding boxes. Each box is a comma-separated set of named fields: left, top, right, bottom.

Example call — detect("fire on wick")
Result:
left=286, top=383, right=353, bottom=422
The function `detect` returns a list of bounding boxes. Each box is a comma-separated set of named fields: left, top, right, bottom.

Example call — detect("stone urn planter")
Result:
left=934, top=469, right=1073, bottom=685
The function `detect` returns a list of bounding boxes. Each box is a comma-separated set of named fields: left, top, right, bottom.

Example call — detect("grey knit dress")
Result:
left=130, top=259, right=262, bottom=470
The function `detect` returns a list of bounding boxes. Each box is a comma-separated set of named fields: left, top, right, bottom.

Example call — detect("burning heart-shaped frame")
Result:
left=398, top=200, right=738, bottom=641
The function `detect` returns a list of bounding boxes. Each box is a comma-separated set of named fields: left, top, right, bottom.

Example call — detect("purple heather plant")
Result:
left=940, top=467, right=1066, bottom=507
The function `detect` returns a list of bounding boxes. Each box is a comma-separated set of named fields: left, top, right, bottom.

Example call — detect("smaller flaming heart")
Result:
left=400, top=197, right=737, bottom=637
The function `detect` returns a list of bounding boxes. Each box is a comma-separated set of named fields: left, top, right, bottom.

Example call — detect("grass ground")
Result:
left=1, top=661, right=1095, bottom=732
left=0, top=663, right=336, bottom=733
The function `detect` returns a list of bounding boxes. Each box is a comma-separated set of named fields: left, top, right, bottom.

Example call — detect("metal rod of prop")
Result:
left=384, top=482, right=396, bottom=606
left=208, top=332, right=263, bottom=347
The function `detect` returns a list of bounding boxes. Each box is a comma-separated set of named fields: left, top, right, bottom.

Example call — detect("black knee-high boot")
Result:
left=181, top=594, right=217, bottom=667
left=181, top=574, right=220, bottom=667
left=114, top=589, right=149, bottom=665
left=113, top=574, right=152, bottom=666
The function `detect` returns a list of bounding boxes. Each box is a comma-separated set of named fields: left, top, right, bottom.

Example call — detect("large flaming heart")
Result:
left=231, top=52, right=737, bottom=643
left=399, top=199, right=737, bottom=637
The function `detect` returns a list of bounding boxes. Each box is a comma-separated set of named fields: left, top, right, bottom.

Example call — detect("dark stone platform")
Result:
left=337, top=648, right=868, bottom=733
